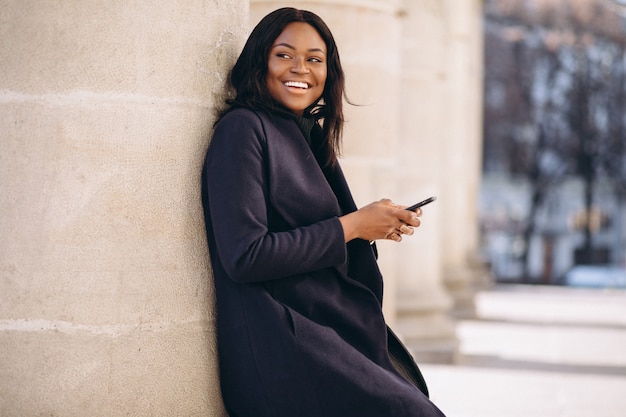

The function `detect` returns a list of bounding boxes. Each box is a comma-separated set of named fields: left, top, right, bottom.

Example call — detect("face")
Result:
left=266, top=22, right=327, bottom=116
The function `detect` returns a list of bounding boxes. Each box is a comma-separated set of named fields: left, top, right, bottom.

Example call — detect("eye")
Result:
left=308, top=57, right=324, bottom=63
left=276, top=52, right=292, bottom=59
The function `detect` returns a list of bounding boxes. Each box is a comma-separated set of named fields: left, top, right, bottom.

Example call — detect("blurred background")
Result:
left=481, top=0, right=626, bottom=289
left=435, top=1, right=626, bottom=415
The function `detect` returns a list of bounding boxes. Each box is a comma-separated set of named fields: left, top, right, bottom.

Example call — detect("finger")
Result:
left=399, top=210, right=421, bottom=227
left=381, top=198, right=402, bottom=209
left=403, top=205, right=423, bottom=216
left=388, top=232, right=402, bottom=242
left=398, top=224, right=414, bottom=235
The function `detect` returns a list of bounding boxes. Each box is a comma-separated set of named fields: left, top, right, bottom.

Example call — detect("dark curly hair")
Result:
left=221, top=7, right=347, bottom=165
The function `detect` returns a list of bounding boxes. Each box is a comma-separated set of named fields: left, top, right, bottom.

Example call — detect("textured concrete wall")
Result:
left=0, top=1, right=246, bottom=415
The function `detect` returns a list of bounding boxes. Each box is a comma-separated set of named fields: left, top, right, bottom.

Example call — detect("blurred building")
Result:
left=481, top=0, right=626, bottom=284
left=1, top=1, right=484, bottom=415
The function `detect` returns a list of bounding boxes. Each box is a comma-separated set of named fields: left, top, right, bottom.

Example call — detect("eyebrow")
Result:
left=272, top=42, right=326, bottom=54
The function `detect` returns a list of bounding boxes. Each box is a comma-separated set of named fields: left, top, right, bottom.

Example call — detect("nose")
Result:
left=291, top=56, right=309, bottom=73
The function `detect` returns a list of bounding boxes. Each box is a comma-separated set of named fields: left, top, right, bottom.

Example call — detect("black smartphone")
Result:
left=405, top=196, right=437, bottom=211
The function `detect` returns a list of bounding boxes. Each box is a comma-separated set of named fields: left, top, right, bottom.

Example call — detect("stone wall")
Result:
left=0, top=1, right=246, bottom=415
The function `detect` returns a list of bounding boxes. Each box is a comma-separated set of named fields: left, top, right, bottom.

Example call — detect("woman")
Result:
left=202, top=7, right=446, bottom=417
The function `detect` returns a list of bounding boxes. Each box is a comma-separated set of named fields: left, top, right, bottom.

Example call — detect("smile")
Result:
left=283, top=81, right=310, bottom=89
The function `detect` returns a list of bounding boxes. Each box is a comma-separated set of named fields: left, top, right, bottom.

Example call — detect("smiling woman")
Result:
left=266, top=22, right=327, bottom=116
left=201, top=7, right=445, bottom=417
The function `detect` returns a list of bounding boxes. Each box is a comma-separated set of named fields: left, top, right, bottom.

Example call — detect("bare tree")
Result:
left=483, top=0, right=626, bottom=281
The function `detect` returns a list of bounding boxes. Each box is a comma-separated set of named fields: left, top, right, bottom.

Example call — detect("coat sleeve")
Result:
left=204, top=110, right=347, bottom=283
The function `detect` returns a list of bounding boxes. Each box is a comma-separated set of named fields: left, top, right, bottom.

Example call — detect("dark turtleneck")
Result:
left=295, top=114, right=316, bottom=146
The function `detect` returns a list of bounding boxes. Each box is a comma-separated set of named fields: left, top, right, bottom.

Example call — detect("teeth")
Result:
left=284, top=81, right=308, bottom=89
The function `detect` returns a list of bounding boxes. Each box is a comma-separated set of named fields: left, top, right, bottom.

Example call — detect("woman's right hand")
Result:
left=338, top=199, right=422, bottom=243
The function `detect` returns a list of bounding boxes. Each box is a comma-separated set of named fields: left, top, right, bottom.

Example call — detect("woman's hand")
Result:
left=338, top=199, right=422, bottom=243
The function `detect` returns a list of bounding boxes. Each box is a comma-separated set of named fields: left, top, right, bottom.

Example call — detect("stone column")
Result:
left=0, top=1, right=246, bottom=416
left=251, top=0, right=405, bottom=323
left=439, top=0, right=489, bottom=318
left=393, top=0, right=458, bottom=363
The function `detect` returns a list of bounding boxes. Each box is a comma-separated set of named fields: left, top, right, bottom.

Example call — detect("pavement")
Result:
left=420, top=284, right=626, bottom=417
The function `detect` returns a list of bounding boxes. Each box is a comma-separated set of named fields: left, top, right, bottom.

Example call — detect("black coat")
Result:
left=202, top=108, right=446, bottom=417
